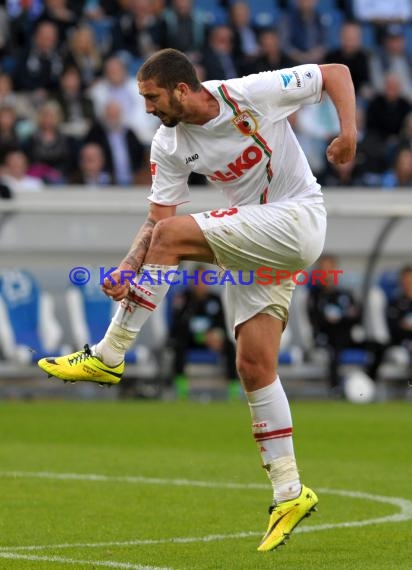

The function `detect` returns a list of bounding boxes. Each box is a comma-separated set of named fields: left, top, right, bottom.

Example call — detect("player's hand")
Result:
left=326, top=132, right=357, bottom=165
left=102, top=263, right=137, bottom=301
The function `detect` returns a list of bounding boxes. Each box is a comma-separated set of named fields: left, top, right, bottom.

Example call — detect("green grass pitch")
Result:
left=0, top=399, right=410, bottom=569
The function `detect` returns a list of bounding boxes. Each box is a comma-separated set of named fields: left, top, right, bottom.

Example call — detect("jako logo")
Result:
left=209, top=145, right=263, bottom=182
left=185, top=153, right=199, bottom=165
left=281, top=73, right=293, bottom=88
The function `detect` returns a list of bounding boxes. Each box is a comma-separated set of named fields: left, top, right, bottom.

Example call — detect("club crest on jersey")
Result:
left=232, top=110, right=258, bottom=136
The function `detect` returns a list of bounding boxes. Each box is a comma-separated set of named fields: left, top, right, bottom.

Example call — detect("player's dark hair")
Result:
left=137, top=49, right=202, bottom=92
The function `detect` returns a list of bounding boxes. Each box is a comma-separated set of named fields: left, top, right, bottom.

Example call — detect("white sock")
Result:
left=247, top=377, right=301, bottom=503
left=94, top=263, right=178, bottom=367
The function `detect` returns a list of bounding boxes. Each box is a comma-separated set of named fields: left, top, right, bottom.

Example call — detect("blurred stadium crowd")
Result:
left=0, top=0, right=412, bottom=193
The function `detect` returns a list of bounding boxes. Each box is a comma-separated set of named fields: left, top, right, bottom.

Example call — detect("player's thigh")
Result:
left=225, top=277, right=295, bottom=335
left=191, top=200, right=326, bottom=271
left=151, top=214, right=214, bottom=261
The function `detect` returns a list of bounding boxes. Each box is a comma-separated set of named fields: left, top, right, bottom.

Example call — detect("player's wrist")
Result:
left=118, top=259, right=139, bottom=274
left=340, top=127, right=357, bottom=141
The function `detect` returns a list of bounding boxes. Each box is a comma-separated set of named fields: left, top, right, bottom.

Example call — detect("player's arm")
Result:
left=319, top=63, right=357, bottom=165
left=121, top=202, right=176, bottom=272
left=102, top=202, right=176, bottom=299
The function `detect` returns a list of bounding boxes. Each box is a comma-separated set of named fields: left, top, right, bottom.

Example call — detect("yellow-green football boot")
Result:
left=38, top=344, right=123, bottom=385
left=257, top=484, right=318, bottom=552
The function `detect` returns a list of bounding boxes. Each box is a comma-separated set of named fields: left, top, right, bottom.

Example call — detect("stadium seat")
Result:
left=405, top=24, right=412, bottom=56
left=290, top=275, right=377, bottom=374
left=377, top=269, right=400, bottom=303
left=339, top=347, right=370, bottom=365
left=193, top=0, right=228, bottom=25
left=184, top=347, right=220, bottom=365
left=316, top=0, right=338, bottom=15
left=361, top=23, right=377, bottom=50
left=86, top=18, right=114, bottom=55
left=164, top=277, right=303, bottom=374
left=322, top=8, right=345, bottom=50
left=163, top=285, right=220, bottom=368
left=0, top=268, right=67, bottom=363
left=287, top=0, right=336, bottom=13
left=246, top=0, right=280, bottom=28
left=285, top=0, right=343, bottom=49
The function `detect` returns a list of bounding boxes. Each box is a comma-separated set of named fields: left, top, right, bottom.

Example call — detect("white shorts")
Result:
left=191, top=197, right=327, bottom=332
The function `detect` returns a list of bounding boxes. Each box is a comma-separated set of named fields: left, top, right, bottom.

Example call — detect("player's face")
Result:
left=139, top=79, right=185, bottom=127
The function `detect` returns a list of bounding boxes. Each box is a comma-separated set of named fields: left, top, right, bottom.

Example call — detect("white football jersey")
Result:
left=149, top=64, right=324, bottom=207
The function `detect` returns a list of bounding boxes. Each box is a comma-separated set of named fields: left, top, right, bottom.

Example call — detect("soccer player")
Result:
left=39, top=48, right=357, bottom=551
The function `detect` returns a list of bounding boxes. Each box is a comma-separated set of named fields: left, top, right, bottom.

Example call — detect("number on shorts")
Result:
left=210, top=208, right=239, bottom=218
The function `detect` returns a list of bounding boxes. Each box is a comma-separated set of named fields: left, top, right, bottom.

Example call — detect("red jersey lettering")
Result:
left=209, top=145, right=263, bottom=182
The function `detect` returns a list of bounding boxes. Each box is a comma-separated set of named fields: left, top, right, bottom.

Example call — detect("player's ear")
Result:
left=175, top=82, right=190, bottom=101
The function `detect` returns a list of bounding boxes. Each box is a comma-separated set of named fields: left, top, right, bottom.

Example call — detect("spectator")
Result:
left=243, top=28, right=296, bottom=75
left=69, top=142, right=112, bottom=185
left=82, top=0, right=123, bottom=19
left=366, top=72, right=411, bottom=164
left=201, top=25, right=240, bottom=81
left=382, top=147, right=412, bottom=188
left=7, top=0, right=43, bottom=56
left=64, top=25, right=103, bottom=88
left=348, top=104, right=387, bottom=186
left=84, top=100, right=145, bottom=186
left=14, top=21, right=64, bottom=94
left=0, top=105, right=21, bottom=163
left=307, top=255, right=386, bottom=395
left=36, top=0, right=77, bottom=48
left=158, top=0, right=208, bottom=61
left=0, top=4, right=13, bottom=71
left=319, top=157, right=367, bottom=187
left=228, top=1, right=260, bottom=72
left=0, top=149, right=44, bottom=192
left=325, top=21, right=371, bottom=97
left=386, top=265, right=412, bottom=368
left=369, top=25, right=412, bottom=103
left=281, top=0, right=328, bottom=64
left=321, top=105, right=387, bottom=187
left=67, top=1, right=89, bottom=18
left=352, top=0, right=412, bottom=24
left=0, top=72, right=36, bottom=123
left=168, top=265, right=239, bottom=399
left=88, top=55, right=160, bottom=146
left=397, top=112, right=412, bottom=152
left=151, top=0, right=166, bottom=19
left=24, top=100, right=75, bottom=184
left=112, top=0, right=160, bottom=62
left=54, top=66, right=95, bottom=138
left=81, top=1, right=118, bottom=56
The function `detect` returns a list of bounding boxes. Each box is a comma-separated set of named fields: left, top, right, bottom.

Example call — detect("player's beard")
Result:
left=157, top=93, right=185, bottom=127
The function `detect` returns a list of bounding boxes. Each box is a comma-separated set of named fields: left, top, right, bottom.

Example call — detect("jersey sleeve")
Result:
left=147, top=136, right=191, bottom=206
left=238, top=64, right=323, bottom=122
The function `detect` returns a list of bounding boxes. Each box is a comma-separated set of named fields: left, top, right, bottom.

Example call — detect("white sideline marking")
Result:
left=0, top=552, right=171, bottom=569
left=0, top=470, right=411, bottom=556
left=0, top=470, right=268, bottom=489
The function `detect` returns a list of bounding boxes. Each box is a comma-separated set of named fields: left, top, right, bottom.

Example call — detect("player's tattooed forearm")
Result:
left=122, top=217, right=157, bottom=271
left=122, top=249, right=141, bottom=272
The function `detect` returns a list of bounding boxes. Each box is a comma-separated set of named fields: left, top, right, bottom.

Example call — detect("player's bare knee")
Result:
left=237, top=353, right=277, bottom=390
left=150, top=219, right=176, bottom=253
